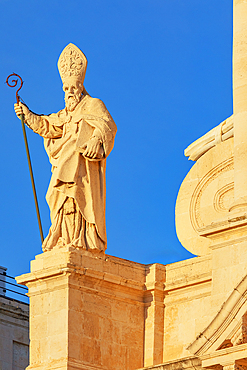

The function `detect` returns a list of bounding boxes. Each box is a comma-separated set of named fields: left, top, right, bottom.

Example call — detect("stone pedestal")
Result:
left=17, top=246, right=165, bottom=370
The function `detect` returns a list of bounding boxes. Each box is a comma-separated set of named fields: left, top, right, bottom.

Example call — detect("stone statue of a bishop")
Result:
left=14, top=43, right=117, bottom=252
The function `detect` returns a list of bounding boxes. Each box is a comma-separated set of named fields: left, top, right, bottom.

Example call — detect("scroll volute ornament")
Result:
left=175, top=138, right=234, bottom=256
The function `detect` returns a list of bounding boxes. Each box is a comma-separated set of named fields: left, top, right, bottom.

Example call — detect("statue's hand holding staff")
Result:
left=14, top=102, right=29, bottom=119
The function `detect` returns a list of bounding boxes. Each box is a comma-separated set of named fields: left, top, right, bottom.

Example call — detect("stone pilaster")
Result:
left=143, top=264, right=165, bottom=367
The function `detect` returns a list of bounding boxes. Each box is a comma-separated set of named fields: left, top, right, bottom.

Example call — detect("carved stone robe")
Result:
left=25, top=95, right=117, bottom=251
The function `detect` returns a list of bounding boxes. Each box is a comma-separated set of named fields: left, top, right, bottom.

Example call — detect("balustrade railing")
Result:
left=0, top=270, right=28, bottom=304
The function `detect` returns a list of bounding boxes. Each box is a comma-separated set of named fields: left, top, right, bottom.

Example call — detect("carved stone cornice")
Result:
left=187, top=275, right=247, bottom=356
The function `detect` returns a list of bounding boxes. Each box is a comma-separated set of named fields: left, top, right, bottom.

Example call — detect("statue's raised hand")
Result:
left=82, top=137, right=103, bottom=159
left=14, top=102, right=29, bottom=120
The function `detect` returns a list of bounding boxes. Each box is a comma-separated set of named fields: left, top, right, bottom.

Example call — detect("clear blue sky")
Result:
left=0, top=0, right=233, bottom=278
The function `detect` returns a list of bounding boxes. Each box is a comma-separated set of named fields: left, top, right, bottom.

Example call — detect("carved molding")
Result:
left=190, top=158, right=234, bottom=231
left=214, top=183, right=234, bottom=213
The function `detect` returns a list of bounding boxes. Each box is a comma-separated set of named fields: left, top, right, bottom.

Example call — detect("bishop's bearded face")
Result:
left=63, top=79, right=83, bottom=112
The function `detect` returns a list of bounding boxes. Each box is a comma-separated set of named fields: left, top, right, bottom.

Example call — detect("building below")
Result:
left=0, top=267, right=29, bottom=370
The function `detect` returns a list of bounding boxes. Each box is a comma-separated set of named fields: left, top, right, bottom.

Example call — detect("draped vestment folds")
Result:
left=25, top=95, right=117, bottom=251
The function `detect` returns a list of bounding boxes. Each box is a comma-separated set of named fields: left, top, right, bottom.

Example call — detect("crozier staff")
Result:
left=15, top=43, right=117, bottom=252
